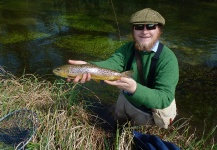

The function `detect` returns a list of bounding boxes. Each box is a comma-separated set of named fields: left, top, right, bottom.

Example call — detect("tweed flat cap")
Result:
left=130, top=8, right=165, bottom=25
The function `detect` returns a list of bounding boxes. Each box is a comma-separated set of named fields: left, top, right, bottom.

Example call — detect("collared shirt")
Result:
left=151, top=40, right=159, bottom=52
left=143, top=40, right=159, bottom=53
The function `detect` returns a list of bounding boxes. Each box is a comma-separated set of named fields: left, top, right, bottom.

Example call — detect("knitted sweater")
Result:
left=91, top=42, right=179, bottom=109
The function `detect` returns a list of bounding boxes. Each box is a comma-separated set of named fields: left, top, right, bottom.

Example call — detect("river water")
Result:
left=0, top=0, right=216, bottom=139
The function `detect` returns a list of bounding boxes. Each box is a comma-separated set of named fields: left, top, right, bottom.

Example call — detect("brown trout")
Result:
left=53, top=64, right=133, bottom=81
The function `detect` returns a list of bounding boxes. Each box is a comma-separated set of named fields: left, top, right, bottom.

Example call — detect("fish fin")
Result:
left=121, top=70, right=134, bottom=78
left=92, top=79, right=101, bottom=83
left=67, top=74, right=77, bottom=79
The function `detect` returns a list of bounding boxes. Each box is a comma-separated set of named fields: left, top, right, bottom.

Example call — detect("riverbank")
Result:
left=0, top=71, right=216, bottom=149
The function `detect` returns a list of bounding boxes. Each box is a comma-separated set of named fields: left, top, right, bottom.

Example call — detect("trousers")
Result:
left=114, top=92, right=155, bottom=126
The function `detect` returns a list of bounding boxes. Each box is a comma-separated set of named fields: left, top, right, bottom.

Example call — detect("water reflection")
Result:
left=0, top=45, right=20, bottom=73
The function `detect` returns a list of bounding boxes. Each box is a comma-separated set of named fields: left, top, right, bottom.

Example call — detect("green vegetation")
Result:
left=0, top=70, right=216, bottom=150
left=55, top=34, right=122, bottom=59
left=59, top=14, right=116, bottom=33
left=0, top=32, right=50, bottom=44
left=54, top=13, right=124, bottom=60
left=0, top=10, right=50, bottom=44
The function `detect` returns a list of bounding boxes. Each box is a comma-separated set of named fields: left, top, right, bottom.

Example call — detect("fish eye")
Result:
left=56, top=68, right=61, bottom=71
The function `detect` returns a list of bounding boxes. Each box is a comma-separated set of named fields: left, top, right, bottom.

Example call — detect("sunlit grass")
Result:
left=0, top=71, right=216, bottom=150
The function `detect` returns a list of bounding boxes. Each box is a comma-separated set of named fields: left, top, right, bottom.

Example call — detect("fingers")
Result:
left=119, top=77, right=130, bottom=82
left=104, top=77, right=129, bottom=86
left=80, top=73, right=91, bottom=83
left=67, top=60, right=89, bottom=84
left=73, top=76, right=82, bottom=84
left=68, top=60, right=87, bottom=65
left=67, top=78, right=71, bottom=82
left=104, top=77, right=137, bottom=94
left=69, top=73, right=91, bottom=84
left=104, top=80, right=121, bottom=86
left=86, top=73, right=91, bottom=81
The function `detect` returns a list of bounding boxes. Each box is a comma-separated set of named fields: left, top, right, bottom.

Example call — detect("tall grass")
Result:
left=0, top=71, right=216, bottom=150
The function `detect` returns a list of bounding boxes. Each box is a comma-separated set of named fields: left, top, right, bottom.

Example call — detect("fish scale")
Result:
left=53, top=64, right=134, bottom=81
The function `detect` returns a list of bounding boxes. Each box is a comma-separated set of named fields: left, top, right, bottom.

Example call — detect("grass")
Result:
left=0, top=69, right=216, bottom=150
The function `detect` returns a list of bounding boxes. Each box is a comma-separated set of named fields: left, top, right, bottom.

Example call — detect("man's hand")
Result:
left=104, top=77, right=137, bottom=94
left=67, top=60, right=91, bottom=84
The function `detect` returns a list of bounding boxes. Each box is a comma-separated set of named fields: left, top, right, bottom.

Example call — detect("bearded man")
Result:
left=68, top=8, right=179, bottom=128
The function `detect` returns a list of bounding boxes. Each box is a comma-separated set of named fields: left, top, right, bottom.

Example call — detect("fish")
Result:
left=53, top=64, right=133, bottom=81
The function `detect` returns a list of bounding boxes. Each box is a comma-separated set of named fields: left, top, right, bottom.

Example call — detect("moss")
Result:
left=4, top=18, right=37, bottom=25
left=0, top=32, right=50, bottom=44
left=59, top=14, right=116, bottom=33
left=55, top=34, right=123, bottom=59
left=176, top=63, right=217, bottom=123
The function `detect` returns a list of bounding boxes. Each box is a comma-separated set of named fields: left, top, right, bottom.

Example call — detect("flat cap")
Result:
left=130, top=8, right=165, bottom=25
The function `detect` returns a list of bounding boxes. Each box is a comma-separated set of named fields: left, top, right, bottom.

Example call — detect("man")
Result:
left=68, top=8, right=179, bottom=128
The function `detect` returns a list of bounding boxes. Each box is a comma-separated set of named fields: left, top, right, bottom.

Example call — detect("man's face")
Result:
left=133, top=24, right=161, bottom=51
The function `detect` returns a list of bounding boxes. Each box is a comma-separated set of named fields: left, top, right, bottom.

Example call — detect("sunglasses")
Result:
left=134, top=24, right=158, bottom=30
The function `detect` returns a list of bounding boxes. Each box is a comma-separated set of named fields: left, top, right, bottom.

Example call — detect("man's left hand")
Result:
left=104, top=77, right=137, bottom=94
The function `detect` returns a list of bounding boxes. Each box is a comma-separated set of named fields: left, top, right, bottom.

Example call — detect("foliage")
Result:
left=0, top=74, right=111, bottom=149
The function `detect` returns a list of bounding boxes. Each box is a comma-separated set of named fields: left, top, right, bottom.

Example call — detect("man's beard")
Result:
left=134, top=33, right=161, bottom=51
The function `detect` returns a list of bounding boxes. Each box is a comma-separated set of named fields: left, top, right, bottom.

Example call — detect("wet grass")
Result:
left=0, top=70, right=216, bottom=150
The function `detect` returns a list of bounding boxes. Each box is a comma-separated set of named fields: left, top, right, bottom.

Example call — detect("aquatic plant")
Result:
left=0, top=32, right=50, bottom=45
left=55, top=34, right=123, bottom=59
left=59, top=14, right=116, bottom=33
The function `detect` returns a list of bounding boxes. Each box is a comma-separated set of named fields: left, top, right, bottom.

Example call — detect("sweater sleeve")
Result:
left=90, top=42, right=134, bottom=72
left=125, top=46, right=179, bottom=109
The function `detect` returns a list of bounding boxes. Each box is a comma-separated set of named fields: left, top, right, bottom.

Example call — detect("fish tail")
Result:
left=121, top=70, right=134, bottom=78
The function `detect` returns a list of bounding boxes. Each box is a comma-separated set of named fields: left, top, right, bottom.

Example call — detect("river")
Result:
left=0, top=0, right=216, bottom=139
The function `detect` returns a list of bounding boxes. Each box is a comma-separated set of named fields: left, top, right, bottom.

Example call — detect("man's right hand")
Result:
left=67, top=60, right=91, bottom=84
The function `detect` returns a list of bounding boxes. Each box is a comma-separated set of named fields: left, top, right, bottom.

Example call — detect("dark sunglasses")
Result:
left=134, top=24, right=158, bottom=30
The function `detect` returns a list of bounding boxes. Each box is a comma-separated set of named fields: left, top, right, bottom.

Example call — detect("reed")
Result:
left=0, top=72, right=216, bottom=150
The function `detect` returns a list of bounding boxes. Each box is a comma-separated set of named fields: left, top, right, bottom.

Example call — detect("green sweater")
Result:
left=91, top=42, right=179, bottom=109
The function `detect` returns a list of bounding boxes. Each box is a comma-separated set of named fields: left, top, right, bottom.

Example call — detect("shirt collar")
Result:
left=143, top=40, right=159, bottom=52
left=151, top=40, right=159, bottom=52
